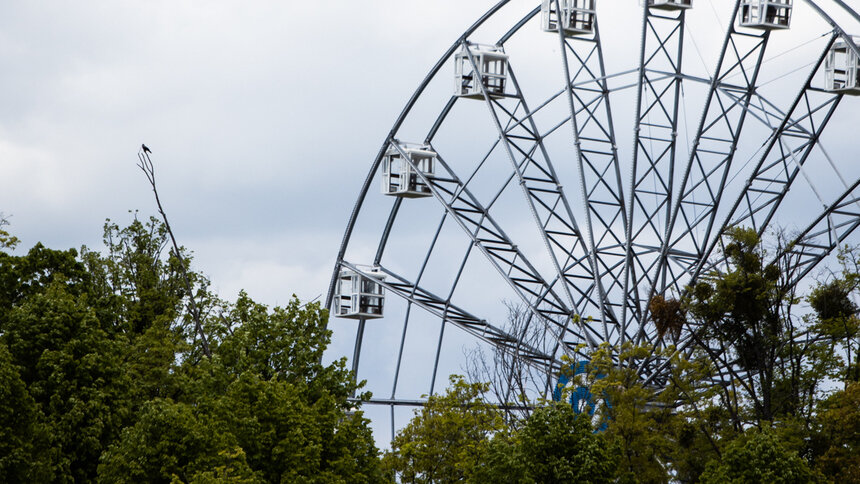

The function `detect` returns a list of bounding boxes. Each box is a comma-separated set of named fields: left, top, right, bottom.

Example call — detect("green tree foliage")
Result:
left=563, top=343, right=729, bottom=483
left=0, top=213, right=18, bottom=251
left=809, top=253, right=860, bottom=384
left=465, top=431, right=524, bottom=484
left=699, top=428, right=819, bottom=484
left=815, top=383, right=860, bottom=483
left=580, top=344, right=676, bottom=482
left=3, top=277, right=133, bottom=482
left=383, top=375, right=504, bottom=483
left=682, top=227, right=850, bottom=432
left=97, top=398, right=260, bottom=483
left=0, top=341, right=52, bottom=482
left=514, top=403, right=616, bottom=483
left=210, top=371, right=381, bottom=483
left=687, top=227, right=789, bottom=423
left=468, top=403, right=617, bottom=484
left=0, top=216, right=384, bottom=483
left=386, top=375, right=618, bottom=484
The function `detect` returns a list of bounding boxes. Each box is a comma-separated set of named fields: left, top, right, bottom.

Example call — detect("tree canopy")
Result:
left=0, top=216, right=385, bottom=483
left=5, top=216, right=860, bottom=483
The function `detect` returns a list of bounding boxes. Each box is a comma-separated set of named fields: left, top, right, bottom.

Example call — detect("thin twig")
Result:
left=137, top=147, right=212, bottom=358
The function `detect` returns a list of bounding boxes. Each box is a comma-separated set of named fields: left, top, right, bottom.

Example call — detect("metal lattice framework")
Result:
left=326, top=0, right=860, bottom=435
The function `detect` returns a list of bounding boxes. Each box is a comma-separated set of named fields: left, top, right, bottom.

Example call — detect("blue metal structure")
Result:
left=552, top=360, right=609, bottom=431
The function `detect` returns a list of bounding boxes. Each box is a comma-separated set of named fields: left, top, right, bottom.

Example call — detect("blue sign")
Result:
left=552, top=360, right=609, bottom=431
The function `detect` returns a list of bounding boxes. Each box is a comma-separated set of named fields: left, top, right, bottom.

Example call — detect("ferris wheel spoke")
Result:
left=624, top=5, right=688, bottom=330
left=340, top=261, right=565, bottom=374
left=687, top=35, right=843, bottom=286
left=773, top=178, right=860, bottom=288
left=386, top=141, right=605, bottom=353
left=553, top=7, right=630, bottom=339
left=648, top=1, right=772, bottom=307
left=386, top=209, right=453, bottom=401
left=460, top=43, right=613, bottom=343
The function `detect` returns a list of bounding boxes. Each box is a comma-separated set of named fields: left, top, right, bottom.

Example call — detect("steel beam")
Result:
left=554, top=1, right=630, bottom=344
left=622, top=4, right=688, bottom=337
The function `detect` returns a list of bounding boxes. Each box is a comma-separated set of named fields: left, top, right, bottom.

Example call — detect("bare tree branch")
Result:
left=137, top=146, right=212, bottom=358
left=465, top=301, right=550, bottom=426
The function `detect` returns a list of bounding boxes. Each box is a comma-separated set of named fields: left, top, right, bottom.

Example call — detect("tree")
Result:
left=465, top=302, right=552, bottom=425
left=814, top=383, right=860, bottom=483
left=0, top=213, right=18, bottom=251
left=517, top=403, right=617, bottom=484
left=216, top=373, right=383, bottom=483
left=699, top=428, right=820, bottom=484
left=465, top=431, right=525, bottom=484
left=565, top=342, right=727, bottom=483
left=0, top=242, right=92, bottom=333
left=92, top=215, right=188, bottom=337
left=98, top=292, right=386, bottom=484
left=579, top=344, right=678, bottom=483
left=97, top=398, right=261, bottom=483
left=3, top=280, right=133, bottom=482
left=0, top=219, right=169, bottom=482
left=809, top=248, right=860, bottom=385
left=469, top=403, right=617, bottom=484
left=383, top=375, right=505, bottom=483
left=684, top=227, right=841, bottom=430
left=686, top=227, right=791, bottom=425
left=0, top=342, right=52, bottom=482
left=0, top=216, right=386, bottom=483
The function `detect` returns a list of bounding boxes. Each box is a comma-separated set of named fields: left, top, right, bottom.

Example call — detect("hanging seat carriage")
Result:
left=826, top=36, right=860, bottom=95
left=541, top=0, right=596, bottom=37
left=739, top=0, right=792, bottom=30
left=381, top=143, right=437, bottom=198
left=454, top=43, right=508, bottom=99
left=334, top=268, right=385, bottom=320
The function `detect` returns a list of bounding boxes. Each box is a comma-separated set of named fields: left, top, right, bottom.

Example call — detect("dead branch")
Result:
left=137, top=146, right=212, bottom=358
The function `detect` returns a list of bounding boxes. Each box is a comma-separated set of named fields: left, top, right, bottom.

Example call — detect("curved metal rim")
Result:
left=325, top=0, right=512, bottom=310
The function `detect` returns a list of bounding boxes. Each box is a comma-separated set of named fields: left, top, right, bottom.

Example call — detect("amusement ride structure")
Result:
left=325, top=0, right=860, bottom=436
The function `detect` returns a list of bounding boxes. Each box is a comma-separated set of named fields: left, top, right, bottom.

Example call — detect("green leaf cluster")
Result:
left=699, top=428, right=820, bottom=484
left=382, top=376, right=504, bottom=483
left=384, top=377, right=617, bottom=484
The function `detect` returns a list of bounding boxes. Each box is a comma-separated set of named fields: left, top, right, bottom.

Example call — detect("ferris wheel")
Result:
left=325, top=0, right=860, bottom=433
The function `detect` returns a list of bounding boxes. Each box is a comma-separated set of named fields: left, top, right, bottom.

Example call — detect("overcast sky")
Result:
left=2, top=0, right=856, bottom=304
left=0, top=0, right=495, bottom=306
left=3, top=0, right=860, bottom=444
